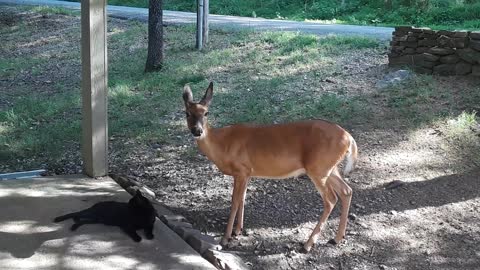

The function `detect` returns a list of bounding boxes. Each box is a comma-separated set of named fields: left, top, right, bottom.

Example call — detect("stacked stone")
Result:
left=389, top=26, right=480, bottom=76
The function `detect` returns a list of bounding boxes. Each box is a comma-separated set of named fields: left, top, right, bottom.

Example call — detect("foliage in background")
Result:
left=84, top=0, right=480, bottom=29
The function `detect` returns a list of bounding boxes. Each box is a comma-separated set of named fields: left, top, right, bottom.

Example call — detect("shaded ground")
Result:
left=1, top=6, right=479, bottom=270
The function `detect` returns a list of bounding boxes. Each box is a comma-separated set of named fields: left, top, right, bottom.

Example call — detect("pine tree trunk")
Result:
left=384, top=0, right=392, bottom=10
left=145, top=0, right=164, bottom=72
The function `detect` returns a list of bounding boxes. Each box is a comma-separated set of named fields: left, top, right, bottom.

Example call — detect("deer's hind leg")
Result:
left=326, top=167, right=352, bottom=245
left=302, top=169, right=338, bottom=253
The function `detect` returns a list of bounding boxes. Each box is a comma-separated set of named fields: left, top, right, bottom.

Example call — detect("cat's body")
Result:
left=54, top=191, right=156, bottom=242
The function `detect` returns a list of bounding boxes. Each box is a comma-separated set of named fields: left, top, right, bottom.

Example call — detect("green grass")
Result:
left=29, top=6, right=80, bottom=16
left=447, top=111, right=478, bottom=132
left=262, top=32, right=319, bottom=54
left=440, top=111, right=480, bottom=167
left=0, top=57, right=44, bottom=77
left=382, top=75, right=445, bottom=125
left=0, top=93, right=80, bottom=160
left=260, top=32, right=380, bottom=57
left=375, top=72, right=480, bottom=130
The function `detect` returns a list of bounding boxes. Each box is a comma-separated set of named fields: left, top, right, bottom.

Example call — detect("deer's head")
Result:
left=183, top=82, right=213, bottom=139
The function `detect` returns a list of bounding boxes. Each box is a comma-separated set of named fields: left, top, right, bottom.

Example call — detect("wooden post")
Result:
left=81, top=0, right=108, bottom=177
left=202, top=0, right=209, bottom=47
left=196, top=0, right=204, bottom=50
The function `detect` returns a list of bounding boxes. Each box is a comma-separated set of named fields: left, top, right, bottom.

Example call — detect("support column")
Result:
left=81, top=0, right=108, bottom=177
left=202, top=0, right=209, bottom=47
left=196, top=0, right=204, bottom=50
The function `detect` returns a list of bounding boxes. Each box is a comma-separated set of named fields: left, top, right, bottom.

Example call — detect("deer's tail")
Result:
left=343, top=134, right=358, bottom=176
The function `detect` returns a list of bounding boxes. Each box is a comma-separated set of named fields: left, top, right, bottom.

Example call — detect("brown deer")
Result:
left=182, top=82, right=358, bottom=252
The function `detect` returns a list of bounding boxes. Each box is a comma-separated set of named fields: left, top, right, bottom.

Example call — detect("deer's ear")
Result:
left=199, top=82, right=213, bottom=106
left=183, top=85, right=193, bottom=105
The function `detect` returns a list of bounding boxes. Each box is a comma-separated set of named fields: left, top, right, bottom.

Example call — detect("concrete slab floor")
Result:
left=0, top=175, right=215, bottom=270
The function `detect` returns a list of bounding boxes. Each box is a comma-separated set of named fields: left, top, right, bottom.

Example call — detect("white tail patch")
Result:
left=343, top=135, right=357, bottom=176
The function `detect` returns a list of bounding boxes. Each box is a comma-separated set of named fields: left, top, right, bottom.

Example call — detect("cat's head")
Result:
left=129, top=190, right=154, bottom=210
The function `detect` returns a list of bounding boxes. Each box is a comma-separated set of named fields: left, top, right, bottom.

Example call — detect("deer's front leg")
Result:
left=234, top=177, right=250, bottom=236
left=221, top=175, right=249, bottom=246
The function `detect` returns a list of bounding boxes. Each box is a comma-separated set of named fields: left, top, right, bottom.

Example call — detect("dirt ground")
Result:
left=128, top=126, right=480, bottom=270
left=1, top=6, right=479, bottom=270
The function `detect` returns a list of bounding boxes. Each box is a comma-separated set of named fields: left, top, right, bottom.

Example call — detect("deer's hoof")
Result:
left=301, top=244, right=311, bottom=253
left=327, top=239, right=338, bottom=245
left=233, top=228, right=243, bottom=237
left=220, top=237, right=230, bottom=247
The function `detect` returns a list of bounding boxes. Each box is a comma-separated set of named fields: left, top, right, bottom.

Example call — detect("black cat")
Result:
left=54, top=190, right=156, bottom=242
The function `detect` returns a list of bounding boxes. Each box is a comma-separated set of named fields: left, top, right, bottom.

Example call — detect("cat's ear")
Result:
left=131, top=190, right=148, bottom=206
left=129, top=190, right=141, bottom=204
left=135, top=190, right=145, bottom=198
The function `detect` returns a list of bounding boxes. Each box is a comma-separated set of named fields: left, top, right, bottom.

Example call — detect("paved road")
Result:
left=1, top=0, right=393, bottom=40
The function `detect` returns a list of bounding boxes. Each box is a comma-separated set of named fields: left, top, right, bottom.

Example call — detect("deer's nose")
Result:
left=191, top=127, right=203, bottom=137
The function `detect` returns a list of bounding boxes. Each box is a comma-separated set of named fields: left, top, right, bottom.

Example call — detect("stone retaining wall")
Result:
left=388, top=26, right=480, bottom=76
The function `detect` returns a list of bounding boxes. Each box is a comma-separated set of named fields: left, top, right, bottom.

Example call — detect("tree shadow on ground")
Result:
left=167, top=169, right=480, bottom=231
left=165, top=169, right=480, bottom=270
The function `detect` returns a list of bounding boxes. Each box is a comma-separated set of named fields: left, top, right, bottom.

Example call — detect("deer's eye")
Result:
left=186, top=112, right=191, bottom=117
left=204, top=112, right=209, bottom=116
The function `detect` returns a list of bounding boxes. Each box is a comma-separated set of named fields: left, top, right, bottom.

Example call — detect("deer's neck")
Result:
left=195, top=124, right=223, bottom=165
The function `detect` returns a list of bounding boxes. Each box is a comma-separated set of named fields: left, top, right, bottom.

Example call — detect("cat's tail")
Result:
left=53, top=213, right=76, bottom=223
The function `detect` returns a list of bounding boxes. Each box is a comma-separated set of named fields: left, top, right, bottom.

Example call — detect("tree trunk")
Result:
left=145, top=0, right=164, bottom=72
left=384, top=0, right=392, bottom=10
